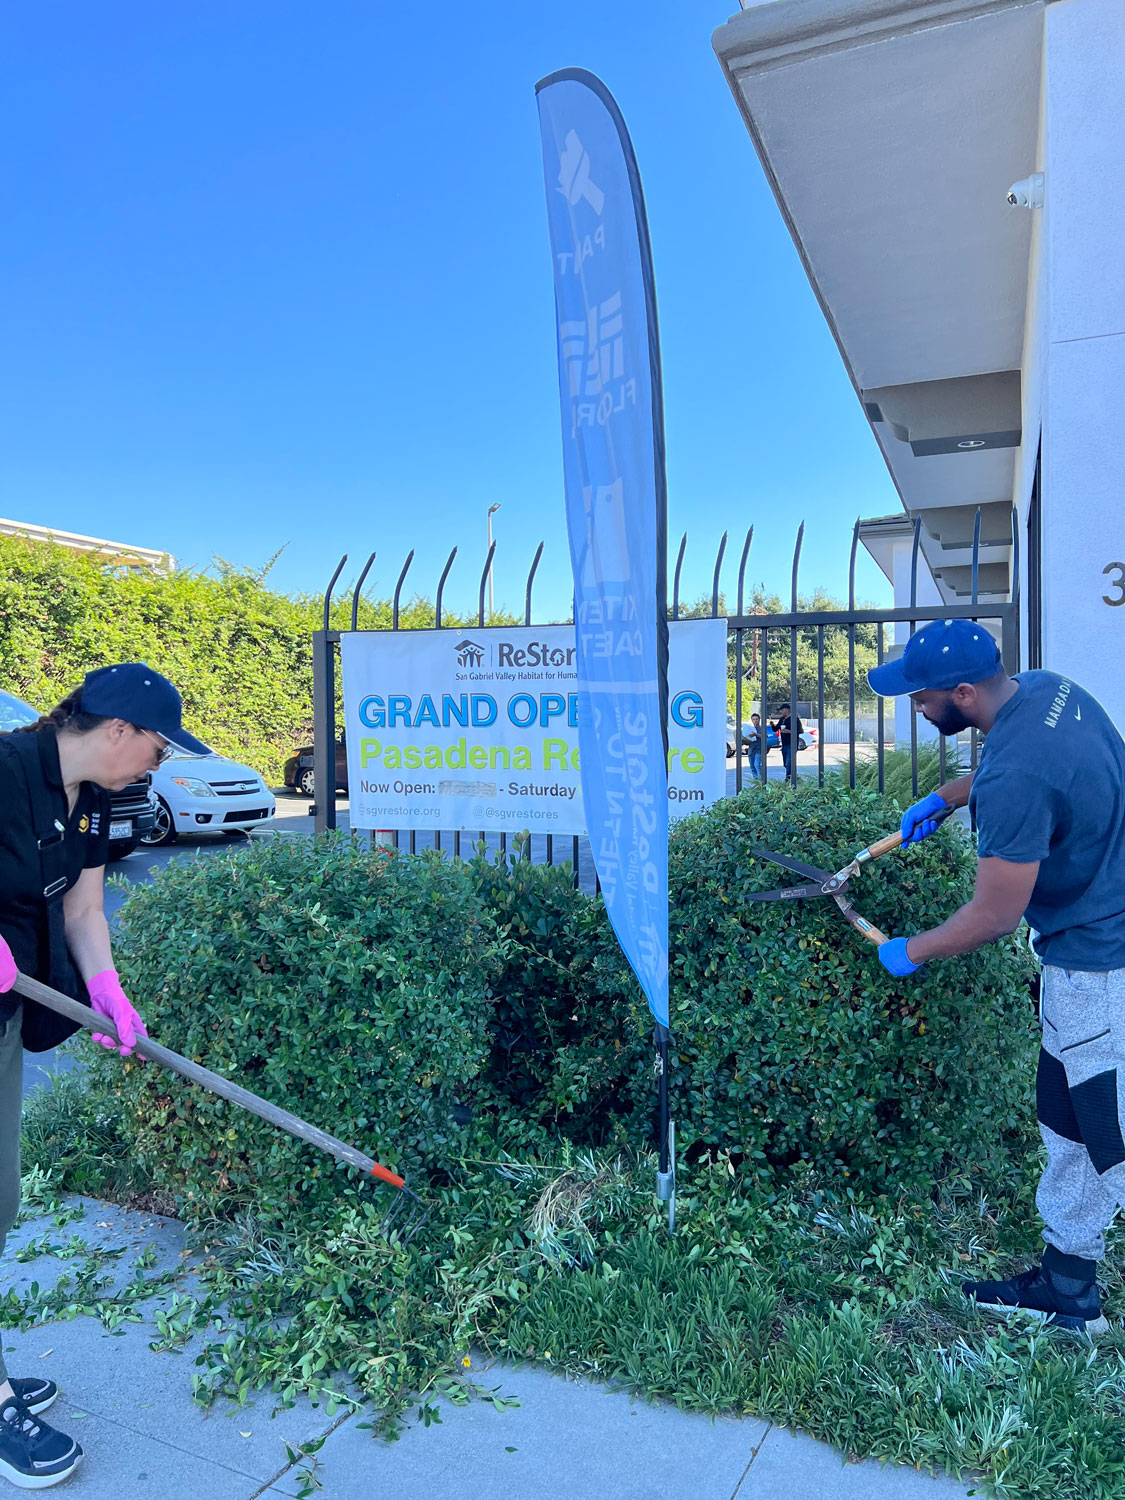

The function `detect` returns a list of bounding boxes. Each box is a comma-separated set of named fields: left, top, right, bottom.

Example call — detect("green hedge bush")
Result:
left=655, top=780, right=1038, bottom=1194
left=466, top=840, right=645, bottom=1141
left=94, top=777, right=1038, bottom=1215
left=94, top=834, right=501, bottom=1220
left=463, top=781, right=1037, bottom=1197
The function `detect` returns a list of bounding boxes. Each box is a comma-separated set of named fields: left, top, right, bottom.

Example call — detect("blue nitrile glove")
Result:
left=879, top=937, right=922, bottom=977
left=900, top=791, right=948, bottom=845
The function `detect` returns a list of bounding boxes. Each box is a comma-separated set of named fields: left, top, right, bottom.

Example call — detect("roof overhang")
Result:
left=713, top=0, right=1044, bottom=601
left=0, top=516, right=174, bottom=573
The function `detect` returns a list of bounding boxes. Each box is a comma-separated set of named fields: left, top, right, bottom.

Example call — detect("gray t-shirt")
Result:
left=969, top=671, right=1125, bottom=970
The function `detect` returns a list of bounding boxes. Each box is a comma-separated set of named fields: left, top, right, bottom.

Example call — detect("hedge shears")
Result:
left=745, top=812, right=953, bottom=952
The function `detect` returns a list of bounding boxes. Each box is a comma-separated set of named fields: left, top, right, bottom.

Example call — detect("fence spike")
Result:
left=435, top=548, right=457, bottom=629
left=848, top=517, right=861, bottom=612
left=351, top=551, right=377, bottom=632
left=478, top=541, right=497, bottom=628
left=524, top=542, right=545, bottom=626
left=791, top=522, right=805, bottom=613
left=392, top=550, right=415, bottom=630
left=971, top=505, right=982, bottom=606
left=323, top=554, right=348, bottom=632
left=672, top=532, right=687, bottom=620
left=711, top=532, right=728, bottom=619
left=736, top=526, right=754, bottom=616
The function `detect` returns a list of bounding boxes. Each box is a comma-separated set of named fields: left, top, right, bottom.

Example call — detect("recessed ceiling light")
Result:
left=957, top=438, right=987, bottom=450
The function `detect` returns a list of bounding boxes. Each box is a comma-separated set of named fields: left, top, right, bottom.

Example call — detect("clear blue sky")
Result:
left=1, top=1, right=899, bottom=620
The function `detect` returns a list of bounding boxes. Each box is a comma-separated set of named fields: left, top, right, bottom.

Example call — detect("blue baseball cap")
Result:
left=80, top=663, right=212, bottom=756
left=867, top=619, right=1003, bottom=696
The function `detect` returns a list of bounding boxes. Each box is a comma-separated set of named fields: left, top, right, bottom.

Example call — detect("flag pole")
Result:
left=654, top=308, right=673, bottom=1233
left=535, top=67, right=674, bottom=1235
left=655, top=1024, right=674, bottom=1232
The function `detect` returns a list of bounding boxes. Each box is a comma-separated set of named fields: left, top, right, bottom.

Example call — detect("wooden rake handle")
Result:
left=12, top=974, right=410, bottom=1194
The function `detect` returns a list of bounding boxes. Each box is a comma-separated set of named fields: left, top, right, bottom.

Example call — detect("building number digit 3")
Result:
left=1103, top=562, right=1125, bottom=607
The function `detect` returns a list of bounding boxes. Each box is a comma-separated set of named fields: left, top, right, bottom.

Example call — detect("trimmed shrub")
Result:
left=467, top=840, right=645, bottom=1141
left=94, top=833, right=502, bottom=1220
left=92, top=776, right=1038, bottom=1215
left=465, top=782, right=1038, bottom=1196
left=657, top=779, right=1038, bottom=1194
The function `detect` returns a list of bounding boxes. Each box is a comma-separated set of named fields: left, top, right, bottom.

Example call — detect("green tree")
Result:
left=0, top=536, right=518, bottom=780
left=0, top=532, right=886, bottom=778
left=677, top=587, right=886, bottom=715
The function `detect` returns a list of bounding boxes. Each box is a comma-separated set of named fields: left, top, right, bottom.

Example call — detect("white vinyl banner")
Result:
left=341, top=620, right=726, bottom=835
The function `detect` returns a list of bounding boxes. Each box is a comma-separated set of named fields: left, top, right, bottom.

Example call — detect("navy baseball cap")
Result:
left=867, top=619, right=1003, bottom=696
left=80, top=663, right=212, bottom=756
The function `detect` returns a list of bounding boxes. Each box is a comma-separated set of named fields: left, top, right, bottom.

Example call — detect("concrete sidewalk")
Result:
left=0, top=1196, right=977, bottom=1500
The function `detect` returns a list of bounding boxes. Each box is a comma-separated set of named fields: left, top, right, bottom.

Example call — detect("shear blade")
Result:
left=744, top=883, right=825, bottom=902
left=751, top=849, right=834, bottom=885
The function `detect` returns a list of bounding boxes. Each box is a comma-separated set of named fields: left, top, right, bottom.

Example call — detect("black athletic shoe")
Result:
left=963, top=1249, right=1109, bottom=1334
left=0, top=1396, right=82, bottom=1490
left=5, top=1385, right=56, bottom=1419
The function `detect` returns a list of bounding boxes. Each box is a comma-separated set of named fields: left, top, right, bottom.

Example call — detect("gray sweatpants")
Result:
left=1037, top=964, right=1125, bottom=1263
left=0, top=1006, right=22, bottom=1385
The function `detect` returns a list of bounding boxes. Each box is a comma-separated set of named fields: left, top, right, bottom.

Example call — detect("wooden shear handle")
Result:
left=861, top=830, right=905, bottom=862
left=832, top=895, right=890, bottom=947
left=857, top=805, right=954, bottom=867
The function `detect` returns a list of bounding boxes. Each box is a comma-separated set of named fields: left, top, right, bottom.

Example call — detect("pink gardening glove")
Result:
left=0, top=935, right=16, bottom=993
left=88, top=969, right=148, bottom=1057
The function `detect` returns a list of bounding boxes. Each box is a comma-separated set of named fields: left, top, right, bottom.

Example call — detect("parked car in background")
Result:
left=0, top=687, right=155, bottom=860
left=284, top=734, right=348, bottom=797
left=142, top=752, right=276, bottom=846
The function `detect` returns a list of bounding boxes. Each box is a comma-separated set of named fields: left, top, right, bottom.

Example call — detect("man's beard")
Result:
left=927, top=697, right=974, bottom=736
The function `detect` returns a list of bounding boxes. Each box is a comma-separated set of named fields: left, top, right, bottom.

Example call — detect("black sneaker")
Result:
left=0, top=1396, right=82, bottom=1489
left=963, top=1247, right=1109, bottom=1335
left=5, top=1385, right=56, bottom=1419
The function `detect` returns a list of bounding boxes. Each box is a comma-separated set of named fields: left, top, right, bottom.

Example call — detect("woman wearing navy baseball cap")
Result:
left=0, top=663, right=209, bottom=1488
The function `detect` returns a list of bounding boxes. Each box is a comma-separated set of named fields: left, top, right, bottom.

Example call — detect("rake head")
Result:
left=377, top=1183, right=430, bottom=1248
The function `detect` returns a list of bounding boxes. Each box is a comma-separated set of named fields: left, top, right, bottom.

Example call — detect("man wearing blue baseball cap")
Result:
left=0, top=663, right=209, bottom=1487
left=868, top=620, right=1125, bottom=1336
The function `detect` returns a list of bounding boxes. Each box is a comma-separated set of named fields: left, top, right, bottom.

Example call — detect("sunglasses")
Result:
left=136, top=726, right=175, bottom=764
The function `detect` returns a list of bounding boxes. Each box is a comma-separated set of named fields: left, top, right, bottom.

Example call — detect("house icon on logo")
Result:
left=456, top=639, right=486, bottom=669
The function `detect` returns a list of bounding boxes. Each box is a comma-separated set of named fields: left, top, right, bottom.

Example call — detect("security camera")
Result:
left=1007, top=173, right=1044, bottom=209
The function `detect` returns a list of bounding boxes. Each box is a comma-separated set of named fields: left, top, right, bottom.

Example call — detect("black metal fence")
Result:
left=310, top=507, right=1020, bottom=884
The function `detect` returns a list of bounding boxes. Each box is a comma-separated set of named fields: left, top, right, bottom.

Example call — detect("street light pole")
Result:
left=486, top=503, right=501, bottom=619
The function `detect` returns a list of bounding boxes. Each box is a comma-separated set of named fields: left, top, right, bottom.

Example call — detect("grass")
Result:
left=15, top=1084, right=1125, bottom=1498
left=19, top=1067, right=141, bottom=1201
left=498, top=1150, right=1125, bottom=1499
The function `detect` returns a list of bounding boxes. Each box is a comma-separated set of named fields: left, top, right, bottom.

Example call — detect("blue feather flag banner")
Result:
left=536, top=70, right=669, bottom=1029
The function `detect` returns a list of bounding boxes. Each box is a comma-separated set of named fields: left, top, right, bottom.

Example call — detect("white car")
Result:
left=141, top=753, right=276, bottom=846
